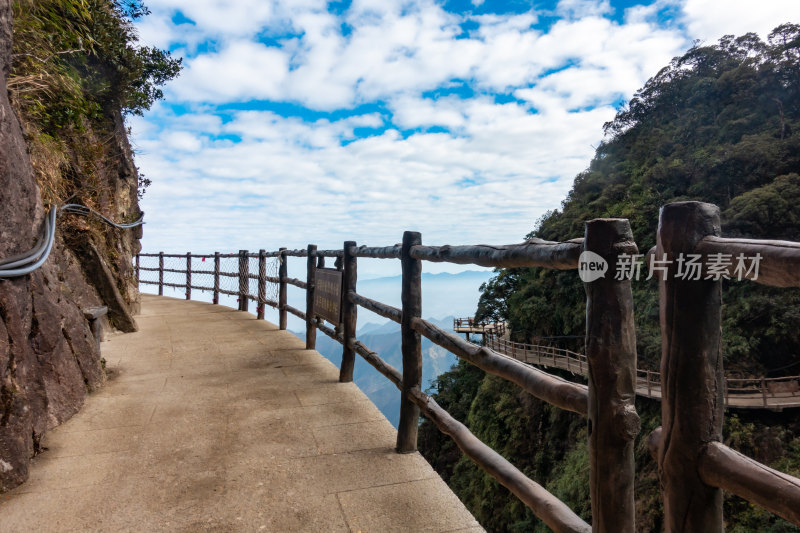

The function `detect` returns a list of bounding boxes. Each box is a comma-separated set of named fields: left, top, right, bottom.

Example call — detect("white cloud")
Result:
left=131, top=0, right=800, bottom=279
left=163, top=131, right=203, bottom=152
left=681, top=0, right=800, bottom=42
left=556, top=0, right=613, bottom=19
left=170, top=41, right=289, bottom=102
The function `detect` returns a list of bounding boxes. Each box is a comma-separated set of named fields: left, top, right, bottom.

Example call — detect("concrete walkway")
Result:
left=0, top=295, right=482, bottom=532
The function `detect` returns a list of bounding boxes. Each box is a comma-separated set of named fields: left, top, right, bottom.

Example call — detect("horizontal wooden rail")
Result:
left=353, top=340, right=402, bottom=388
left=353, top=245, right=402, bottom=259
left=349, top=292, right=402, bottom=323
left=245, top=294, right=279, bottom=307
left=316, top=321, right=341, bottom=343
left=217, top=288, right=239, bottom=297
left=160, top=267, right=188, bottom=274
left=284, top=304, right=306, bottom=320
left=247, top=251, right=281, bottom=258
left=317, top=249, right=344, bottom=257
left=648, top=427, right=800, bottom=527
left=139, top=252, right=238, bottom=258
left=138, top=253, right=186, bottom=258
left=696, top=236, right=800, bottom=288
left=410, top=238, right=583, bottom=269
left=700, top=442, right=800, bottom=526
left=159, top=282, right=187, bottom=290
left=282, top=249, right=309, bottom=257
left=407, top=387, right=591, bottom=533
left=284, top=277, right=308, bottom=289
left=411, top=317, right=588, bottom=415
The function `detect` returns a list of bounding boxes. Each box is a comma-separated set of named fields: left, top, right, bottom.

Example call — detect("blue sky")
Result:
left=130, top=0, right=800, bottom=278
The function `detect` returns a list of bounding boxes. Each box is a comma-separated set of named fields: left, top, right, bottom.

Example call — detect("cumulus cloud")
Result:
left=681, top=0, right=800, bottom=42
left=130, top=0, right=800, bottom=277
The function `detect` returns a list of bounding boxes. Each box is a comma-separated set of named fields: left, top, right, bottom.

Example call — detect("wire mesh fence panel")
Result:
left=137, top=252, right=281, bottom=317
left=267, top=257, right=279, bottom=303
left=162, top=256, right=187, bottom=291
left=244, top=257, right=277, bottom=301
left=218, top=255, right=240, bottom=295
left=189, top=255, right=215, bottom=296
left=247, top=256, right=259, bottom=302
left=137, top=255, right=160, bottom=285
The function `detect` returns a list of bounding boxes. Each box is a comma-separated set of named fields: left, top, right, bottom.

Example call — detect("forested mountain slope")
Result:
left=420, top=25, right=800, bottom=532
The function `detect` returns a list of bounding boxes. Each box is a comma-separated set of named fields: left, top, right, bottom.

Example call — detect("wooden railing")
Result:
left=485, top=335, right=800, bottom=409
left=135, top=201, right=800, bottom=533
left=453, top=317, right=507, bottom=338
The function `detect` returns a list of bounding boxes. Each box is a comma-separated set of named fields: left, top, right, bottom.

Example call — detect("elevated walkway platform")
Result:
left=0, top=295, right=482, bottom=532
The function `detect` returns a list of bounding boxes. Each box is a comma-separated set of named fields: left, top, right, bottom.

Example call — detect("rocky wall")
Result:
left=0, top=0, right=141, bottom=491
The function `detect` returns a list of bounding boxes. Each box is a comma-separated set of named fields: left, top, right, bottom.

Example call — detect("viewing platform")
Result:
left=0, top=295, right=482, bottom=532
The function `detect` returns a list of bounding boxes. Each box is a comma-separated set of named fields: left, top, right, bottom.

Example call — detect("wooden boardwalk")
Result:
left=485, top=336, right=800, bottom=410
left=0, top=295, right=482, bottom=533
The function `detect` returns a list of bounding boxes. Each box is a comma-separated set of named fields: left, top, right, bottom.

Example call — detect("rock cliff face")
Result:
left=0, top=0, right=141, bottom=491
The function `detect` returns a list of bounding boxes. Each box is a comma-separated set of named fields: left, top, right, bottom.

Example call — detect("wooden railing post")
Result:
left=238, top=250, right=249, bottom=312
left=158, top=251, right=164, bottom=296
left=583, top=218, right=640, bottom=533
left=657, top=201, right=724, bottom=533
left=762, top=378, right=768, bottom=408
left=397, top=231, right=422, bottom=453
left=306, top=244, right=317, bottom=350
left=340, top=241, right=357, bottom=382
left=135, top=254, right=140, bottom=284
left=185, top=252, right=192, bottom=300
left=279, top=248, right=287, bottom=330
left=257, top=249, right=267, bottom=319
left=213, top=252, right=220, bottom=304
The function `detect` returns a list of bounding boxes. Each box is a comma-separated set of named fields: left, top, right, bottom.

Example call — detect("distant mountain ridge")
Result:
left=289, top=268, right=491, bottom=426
left=294, top=315, right=460, bottom=427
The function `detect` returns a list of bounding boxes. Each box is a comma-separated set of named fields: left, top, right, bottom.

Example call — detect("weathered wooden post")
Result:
left=306, top=244, right=317, bottom=350
left=397, top=231, right=422, bottom=453
left=257, top=249, right=267, bottom=320
left=213, top=252, right=220, bottom=304
left=185, top=252, right=192, bottom=300
left=279, top=247, right=287, bottom=330
left=135, top=254, right=140, bottom=284
left=657, top=201, right=724, bottom=533
left=340, top=241, right=357, bottom=382
left=583, top=218, right=640, bottom=533
left=237, top=250, right=249, bottom=312
left=158, top=251, right=164, bottom=296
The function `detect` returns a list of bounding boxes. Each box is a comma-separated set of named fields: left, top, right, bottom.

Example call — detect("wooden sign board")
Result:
left=314, top=268, right=342, bottom=324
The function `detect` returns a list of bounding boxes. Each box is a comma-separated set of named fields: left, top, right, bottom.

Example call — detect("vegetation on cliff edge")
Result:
left=421, top=25, right=800, bottom=532
left=9, top=0, right=181, bottom=205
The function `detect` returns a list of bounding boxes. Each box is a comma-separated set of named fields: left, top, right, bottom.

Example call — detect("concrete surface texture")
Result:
left=0, top=295, right=484, bottom=532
